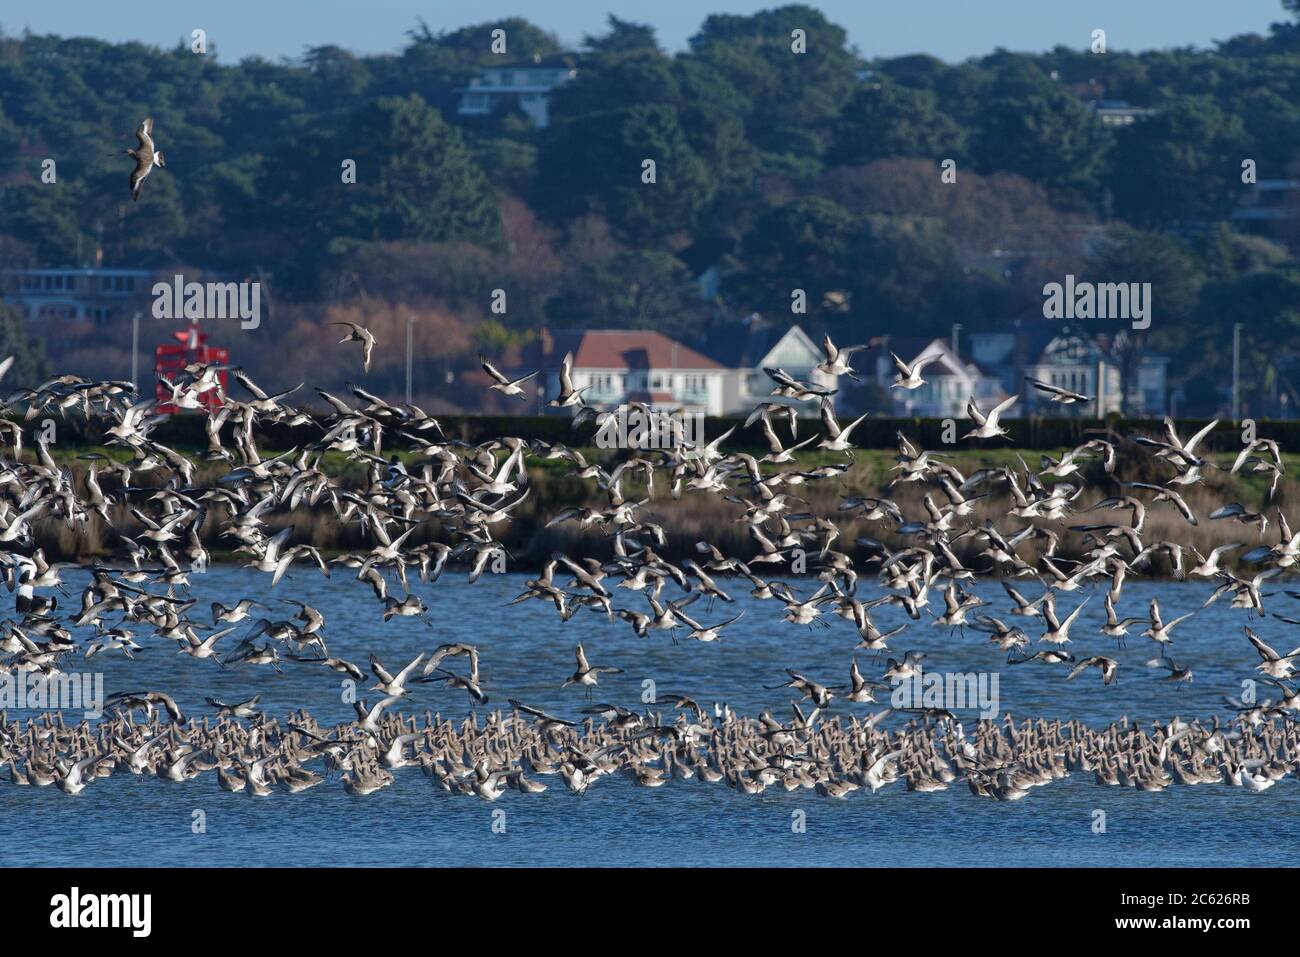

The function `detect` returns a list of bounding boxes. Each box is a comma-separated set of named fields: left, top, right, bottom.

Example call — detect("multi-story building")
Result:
left=0, top=267, right=153, bottom=323
left=522, top=329, right=729, bottom=416
left=970, top=320, right=1168, bottom=416
left=456, top=55, right=577, bottom=128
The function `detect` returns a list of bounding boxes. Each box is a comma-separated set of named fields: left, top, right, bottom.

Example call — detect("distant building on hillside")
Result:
left=521, top=329, right=728, bottom=416
left=1233, top=178, right=1300, bottom=249
left=0, top=266, right=152, bottom=323
left=456, top=55, right=577, bottom=128
left=1087, top=99, right=1156, bottom=127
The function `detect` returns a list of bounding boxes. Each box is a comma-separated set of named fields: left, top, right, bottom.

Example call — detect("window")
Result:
left=586, top=374, right=614, bottom=394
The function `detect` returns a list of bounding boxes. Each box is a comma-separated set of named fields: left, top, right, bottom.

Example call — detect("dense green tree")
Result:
left=1082, top=227, right=1202, bottom=412
left=544, top=250, right=710, bottom=339
left=733, top=195, right=970, bottom=338
left=0, top=303, right=49, bottom=388
left=536, top=104, right=712, bottom=243
left=265, top=94, right=501, bottom=290
left=549, top=50, right=680, bottom=119
left=0, top=183, right=93, bottom=265
left=967, top=59, right=1113, bottom=211
left=829, top=80, right=966, bottom=166
left=688, top=5, right=861, bottom=159
left=1109, top=96, right=1249, bottom=227
left=334, top=95, right=500, bottom=246
left=732, top=197, right=859, bottom=328
left=583, top=15, right=660, bottom=54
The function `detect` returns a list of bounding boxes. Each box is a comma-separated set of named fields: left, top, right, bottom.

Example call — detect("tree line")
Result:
left=1, top=5, right=1299, bottom=414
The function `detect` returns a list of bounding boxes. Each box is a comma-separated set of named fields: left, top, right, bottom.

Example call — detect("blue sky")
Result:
left=0, top=0, right=1287, bottom=63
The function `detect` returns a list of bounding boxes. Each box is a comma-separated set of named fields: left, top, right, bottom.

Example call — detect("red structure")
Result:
left=154, top=323, right=229, bottom=414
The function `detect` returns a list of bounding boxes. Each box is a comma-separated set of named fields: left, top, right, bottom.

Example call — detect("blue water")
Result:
left=2, top=569, right=1296, bottom=867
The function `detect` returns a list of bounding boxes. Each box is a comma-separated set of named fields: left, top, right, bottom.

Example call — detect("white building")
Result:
left=696, top=318, right=839, bottom=416
left=971, top=321, right=1169, bottom=417
left=524, top=329, right=728, bottom=416
left=0, top=267, right=152, bottom=323
left=1022, top=332, right=1125, bottom=415
left=866, top=337, right=1008, bottom=418
left=1087, top=99, right=1156, bottom=127
left=456, top=56, right=577, bottom=128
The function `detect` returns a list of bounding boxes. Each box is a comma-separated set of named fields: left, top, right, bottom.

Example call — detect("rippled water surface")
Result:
left=2, top=569, right=1296, bottom=867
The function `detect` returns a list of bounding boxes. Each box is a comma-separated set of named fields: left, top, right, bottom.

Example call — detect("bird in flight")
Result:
left=330, top=322, right=377, bottom=374
left=126, top=117, right=165, bottom=201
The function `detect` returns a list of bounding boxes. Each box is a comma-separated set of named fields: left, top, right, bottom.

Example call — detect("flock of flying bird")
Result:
left=2, top=120, right=1298, bottom=800
left=0, top=322, right=1297, bottom=803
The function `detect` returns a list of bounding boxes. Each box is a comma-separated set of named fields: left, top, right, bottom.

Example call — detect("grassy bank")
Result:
left=23, top=441, right=1294, bottom=577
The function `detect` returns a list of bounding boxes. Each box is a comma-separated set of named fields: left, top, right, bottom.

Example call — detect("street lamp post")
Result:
left=1232, top=322, right=1242, bottom=422
left=405, top=318, right=413, bottom=406
left=131, top=312, right=141, bottom=395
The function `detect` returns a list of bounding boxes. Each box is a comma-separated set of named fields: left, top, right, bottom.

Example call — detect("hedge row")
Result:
left=33, top=409, right=1284, bottom=453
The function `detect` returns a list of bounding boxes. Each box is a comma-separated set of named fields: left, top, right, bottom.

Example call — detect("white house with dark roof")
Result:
left=521, top=329, right=728, bottom=415
left=696, top=317, right=839, bottom=415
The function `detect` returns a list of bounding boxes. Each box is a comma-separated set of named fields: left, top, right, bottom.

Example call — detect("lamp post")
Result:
left=405, top=318, right=413, bottom=406
left=1232, top=322, right=1242, bottom=422
left=131, top=312, right=141, bottom=395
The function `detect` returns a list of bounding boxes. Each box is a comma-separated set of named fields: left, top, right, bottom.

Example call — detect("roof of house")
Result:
left=696, top=317, right=812, bottom=369
left=992, top=318, right=1169, bottom=367
left=529, top=329, right=724, bottom=371
left=477, top=54, right=577, bottom=73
